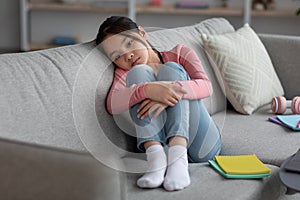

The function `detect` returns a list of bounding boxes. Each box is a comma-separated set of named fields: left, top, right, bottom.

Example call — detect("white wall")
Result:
left=1, top=0, right=300, bottom=51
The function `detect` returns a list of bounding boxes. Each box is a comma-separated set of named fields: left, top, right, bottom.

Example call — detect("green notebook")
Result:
left=208, top=160, right=271, bottom=179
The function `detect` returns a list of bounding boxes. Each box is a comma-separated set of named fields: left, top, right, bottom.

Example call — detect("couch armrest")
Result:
left=259, top=34, right=300, bottom=99
left=0, top=139, right=125, bottom=200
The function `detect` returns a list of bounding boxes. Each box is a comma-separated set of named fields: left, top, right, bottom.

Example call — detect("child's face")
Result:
left=101, top=30, right=150, bottom=71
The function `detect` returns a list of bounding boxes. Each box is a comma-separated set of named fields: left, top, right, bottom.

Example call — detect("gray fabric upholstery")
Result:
left=0, top=139, right=123, bottom=200
left=259, top=34, right=300, bottom=100
left=213, top=105, right=300, bottom=167
left=0, top=43, right=95, bottom=151
left=0, top=41, right=133, bottom=153
left=125, top=161, right=298, bottom=200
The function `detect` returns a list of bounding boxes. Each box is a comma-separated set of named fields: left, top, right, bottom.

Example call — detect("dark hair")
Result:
left=96, top=16, right=139, bottom=45
left=95, top=16, right=164, bottom=64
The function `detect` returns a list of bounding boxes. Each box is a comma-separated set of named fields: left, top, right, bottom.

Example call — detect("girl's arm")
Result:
left=106, top=69, right=186, bottom=115
left=106, top=70, right=147, bottom=115
left=164, top=44, right=213, bottom=100
left=107, top=45, right=208, bottom=114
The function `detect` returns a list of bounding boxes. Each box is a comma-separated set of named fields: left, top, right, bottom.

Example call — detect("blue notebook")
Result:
left=275, top=115, right=300, bottom=131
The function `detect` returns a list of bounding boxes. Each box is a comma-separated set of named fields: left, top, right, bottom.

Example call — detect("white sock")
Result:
left=137, top=144, right=167, bottom=188
left=163, top=145, right=190, bottom=191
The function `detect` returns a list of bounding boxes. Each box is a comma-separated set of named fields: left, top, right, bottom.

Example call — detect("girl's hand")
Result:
left=144, top=82, right=187, bottom=106
left=137, top=99, right=167, bottom=119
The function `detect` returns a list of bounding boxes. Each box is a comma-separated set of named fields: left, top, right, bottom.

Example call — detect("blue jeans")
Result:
left=126, top=62, right=221, bottom=163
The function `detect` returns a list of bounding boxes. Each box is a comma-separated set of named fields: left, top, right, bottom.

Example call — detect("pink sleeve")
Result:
left=164, top=45, right=213, bottom=99
left=106, top=69, right=147, bottom=115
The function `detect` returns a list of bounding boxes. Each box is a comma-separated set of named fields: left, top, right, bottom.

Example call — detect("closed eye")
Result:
left=114, top=54, right=121, bottom=61
left=127, top=39, right=134, bottom=47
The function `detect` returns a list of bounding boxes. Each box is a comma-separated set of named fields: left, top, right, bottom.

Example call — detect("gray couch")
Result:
left=1, top=18, right=300, bottom=200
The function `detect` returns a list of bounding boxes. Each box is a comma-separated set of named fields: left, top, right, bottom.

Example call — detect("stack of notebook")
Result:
left=209, top=154, right=271, bottom=179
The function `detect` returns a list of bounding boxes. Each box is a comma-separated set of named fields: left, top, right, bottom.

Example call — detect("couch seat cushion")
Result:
left=213, top=105, right=300, bottom=166
left=125, top=162, right=289, bottom=200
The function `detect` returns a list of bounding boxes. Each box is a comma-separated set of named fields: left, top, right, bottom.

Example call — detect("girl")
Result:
left=96, top=16, right=221, bottom=191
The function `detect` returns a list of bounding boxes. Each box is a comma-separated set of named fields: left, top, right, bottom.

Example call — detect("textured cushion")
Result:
left=202, top=24, right=284, bottom=114
left=0, top=41, right=133, bottom=154
left=0, top=43, right=94, bottom=151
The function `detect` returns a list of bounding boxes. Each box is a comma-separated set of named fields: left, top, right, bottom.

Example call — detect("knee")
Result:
left=157, top=62, right=189, bottom=81
left=164, top=62, right=182, bottom=69
left=129, top=64, right=153, bottom=74
left=126, top=64, right=155, bottom=86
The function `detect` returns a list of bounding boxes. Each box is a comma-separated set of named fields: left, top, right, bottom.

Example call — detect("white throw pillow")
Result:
left=202, top=24, right=284, bottom=114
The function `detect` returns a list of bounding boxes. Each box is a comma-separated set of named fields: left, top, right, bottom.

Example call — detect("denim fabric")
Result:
left=126, top=62, right=221, bottom=163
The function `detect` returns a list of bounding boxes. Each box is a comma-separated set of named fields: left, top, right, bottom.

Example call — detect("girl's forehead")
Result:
left=101, top=32, right=143, bottom=51
left=103, top=31, right=139, bottom=43
left=103, top=34, right=125, bottom=45
left=101, top=34, right=126, bottom=51
left=102, top=33, right=135, bottom=47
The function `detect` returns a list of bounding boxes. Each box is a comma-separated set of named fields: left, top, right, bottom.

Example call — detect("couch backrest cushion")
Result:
left=259, top=34, right=300, bottom=100
left=0, top=42, right=101, bottom=152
